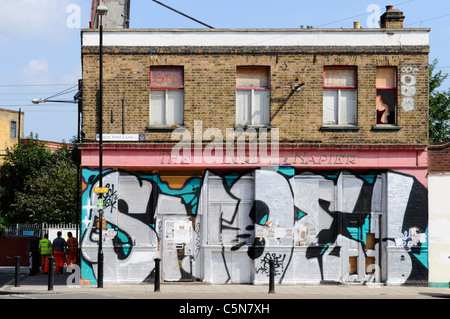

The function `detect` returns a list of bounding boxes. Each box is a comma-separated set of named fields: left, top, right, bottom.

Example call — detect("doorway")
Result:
left=161, top=215, right=196, bottom=282
left=342, top=213, right=381, bottom=283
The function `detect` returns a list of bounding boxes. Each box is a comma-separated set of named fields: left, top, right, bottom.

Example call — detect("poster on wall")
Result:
left=174, top=220, right=192, bottom=243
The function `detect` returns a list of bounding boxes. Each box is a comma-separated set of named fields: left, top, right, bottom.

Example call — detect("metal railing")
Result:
left=0, top=223, right=79, bottom=238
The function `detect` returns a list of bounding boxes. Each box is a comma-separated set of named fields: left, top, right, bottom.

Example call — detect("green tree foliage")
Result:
left=429, top=59, right=450, bottom=143
left=0, top=134, right=78, bottom=225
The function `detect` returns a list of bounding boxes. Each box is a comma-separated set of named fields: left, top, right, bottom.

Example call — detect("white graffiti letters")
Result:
left=400, top=66, right=419, bottom=112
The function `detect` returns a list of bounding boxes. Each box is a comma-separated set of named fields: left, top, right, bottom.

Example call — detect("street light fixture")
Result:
left=96, top=4, right=108, bottom=16
left=32, top=98, right=77, bottom=104
left=96, top=3, right=107, bottom=289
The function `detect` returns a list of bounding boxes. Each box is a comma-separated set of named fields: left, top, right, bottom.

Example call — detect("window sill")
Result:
left=146, top=125, right=185, bottom=132
left=320, top=125, right=360, bottom=131
left=371, top=125, right=402, bottom=131
left=234, top=125, right=272, bottom=130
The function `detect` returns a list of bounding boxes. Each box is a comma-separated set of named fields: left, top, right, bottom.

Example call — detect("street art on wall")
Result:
left=400, top=66, right=418, bottom=112
left=80, top=167, right=428, bottom=285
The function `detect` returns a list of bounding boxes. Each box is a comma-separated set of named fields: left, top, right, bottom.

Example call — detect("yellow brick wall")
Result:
left=81, top=46, right=429, bottom=146
left=0, top=109, right=23, bottom=164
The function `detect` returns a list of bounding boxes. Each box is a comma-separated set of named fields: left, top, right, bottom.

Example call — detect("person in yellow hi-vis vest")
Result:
left=38, top=234, right=52, bottom=274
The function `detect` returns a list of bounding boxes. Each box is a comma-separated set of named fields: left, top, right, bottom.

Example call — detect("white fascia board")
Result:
left=82, top=29, right=430, bottom=47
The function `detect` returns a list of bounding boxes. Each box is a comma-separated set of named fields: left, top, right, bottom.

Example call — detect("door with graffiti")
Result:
left=161, top=215, right=196, bottom=281
left=341, top=213, right=381, bottom=283
left=340, top=173, right=383, bottom=284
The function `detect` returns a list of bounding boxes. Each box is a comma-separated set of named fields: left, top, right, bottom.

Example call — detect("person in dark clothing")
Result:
left=52, top=231, right=67, bottom=274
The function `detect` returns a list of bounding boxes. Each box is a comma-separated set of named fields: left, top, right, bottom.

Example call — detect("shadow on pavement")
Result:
left=25, top=272, right=73, bottom=286
left=418, top=292, right=450, bottom=299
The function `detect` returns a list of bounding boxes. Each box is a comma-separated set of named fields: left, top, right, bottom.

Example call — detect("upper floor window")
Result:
left=150, top=66, right=184, bottom=126
left=236, top=67, right=270, bottom=126
left=10, top=120, right=17, bottom=138
left=323, top=67, right=357, bottom=126
left=376, top=67, right=397, bottom=125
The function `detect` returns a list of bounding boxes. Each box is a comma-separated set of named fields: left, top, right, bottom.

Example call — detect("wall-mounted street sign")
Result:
left=94, top=187, right=109, bottom=194
left=96, top=134, right=145, bottom=141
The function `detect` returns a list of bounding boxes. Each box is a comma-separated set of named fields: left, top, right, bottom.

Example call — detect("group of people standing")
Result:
left=38, top=231, right=78, bottom=274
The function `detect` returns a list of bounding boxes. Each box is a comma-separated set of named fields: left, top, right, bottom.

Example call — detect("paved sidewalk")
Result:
left=1, top=267, right=449, bottom=299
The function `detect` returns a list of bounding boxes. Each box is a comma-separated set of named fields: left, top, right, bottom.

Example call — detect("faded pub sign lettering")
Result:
left=151, top=68, right=183, bottom=88
left=158, top=151, right=358, bottom=166
left=292, top=152, right=357, bottom=165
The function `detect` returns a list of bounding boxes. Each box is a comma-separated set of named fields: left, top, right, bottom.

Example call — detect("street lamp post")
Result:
left=96, top=3, right=108, bottom=289
left=32, top=81, right=83, bottom=271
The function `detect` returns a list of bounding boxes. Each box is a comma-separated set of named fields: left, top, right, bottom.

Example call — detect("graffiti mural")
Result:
left=256, top=252, right=287, bottom=276
left=81, top=169, right=202, bottom=284
left=80, top=167, right=428, bottom=285
left=400, top=66, right=418, bottom=112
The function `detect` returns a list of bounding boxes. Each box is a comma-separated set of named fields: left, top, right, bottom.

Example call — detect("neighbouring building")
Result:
left=90, top=0, right=130, bottom=29
left=428, top=141, right=450, bottom=287
left=79, top=5, right=431, bottom=285
left=0, top=108, right=23, bottom=165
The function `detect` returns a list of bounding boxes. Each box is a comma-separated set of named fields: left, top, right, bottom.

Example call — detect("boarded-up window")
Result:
left=236, top=67, right=270, bottom=88
left=118, top=173, right=158, bottom=246
left=376, top=67, right=397, bottom=125
left=150, top=67, right=184, bottom=125
left=365, top=256, right=376, bottom=274
left=324, top=68, right=356, bottom=88
left=236, top=67, right=270, bottom=125
left=207, top=176, right=254, bottom=245
left=366, top=233, right=375, bottom=250
left=349, top=256, right=358, bottom=275
left=323, top=67, right=357, bottom=125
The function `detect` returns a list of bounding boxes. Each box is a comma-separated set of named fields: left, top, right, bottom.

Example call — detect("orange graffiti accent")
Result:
left=159, top=175, right=198, bottom=189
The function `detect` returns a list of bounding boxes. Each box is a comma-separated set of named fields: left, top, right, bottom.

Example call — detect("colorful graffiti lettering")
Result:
left=80, top=168, right=428, bottom=285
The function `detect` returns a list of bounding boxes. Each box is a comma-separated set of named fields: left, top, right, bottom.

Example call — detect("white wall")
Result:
left=428, top=173, right=450, bottom=286
left=82, top=29, right=430, bottom=48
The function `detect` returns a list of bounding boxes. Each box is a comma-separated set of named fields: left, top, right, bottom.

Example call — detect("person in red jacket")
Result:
left=66, top=232, right=78, bottom=270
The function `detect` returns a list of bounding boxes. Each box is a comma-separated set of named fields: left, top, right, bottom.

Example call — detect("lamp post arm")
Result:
left=32, top=98, right=78, bottom=104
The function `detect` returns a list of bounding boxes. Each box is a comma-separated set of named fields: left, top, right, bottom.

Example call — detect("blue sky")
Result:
left=0, top=0, right=449, bottom=142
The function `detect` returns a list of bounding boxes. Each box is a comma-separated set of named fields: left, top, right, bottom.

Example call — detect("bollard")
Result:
left=268, top=258, right=275, bottom=293
left=14, top=256, right=20, bottom=287
left=48, top=256, right=54, bottom=291
left=97, top=250, right=104, bottom=288
left=154, top=258, right=161, bottom=292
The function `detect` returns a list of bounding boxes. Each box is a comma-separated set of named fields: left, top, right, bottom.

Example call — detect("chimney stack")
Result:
left=380, top=5, right=405, bottom=29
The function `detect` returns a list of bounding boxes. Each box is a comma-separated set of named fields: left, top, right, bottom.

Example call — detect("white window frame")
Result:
left=150, top=67, right=184, bottom=126
left=376, top=66, right=397, bottom=125
left=236, top=67, right=270, bottom=126
left=10, top=120, right=17, bottom=138
left=323, top=67, right=357, bottom=126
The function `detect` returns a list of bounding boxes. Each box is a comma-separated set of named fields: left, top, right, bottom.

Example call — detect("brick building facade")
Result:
left=79, top=6, right=431, bottom=285
left=0, top=108, right=23, bottom=165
